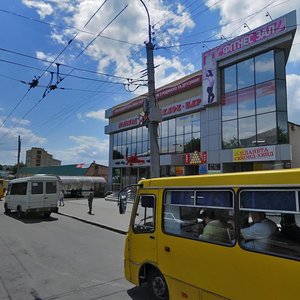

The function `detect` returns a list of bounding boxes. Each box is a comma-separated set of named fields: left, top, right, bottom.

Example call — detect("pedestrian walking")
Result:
left=87, top=188, right=94, bottom=214
left=59, top=189, right=65, bottom=206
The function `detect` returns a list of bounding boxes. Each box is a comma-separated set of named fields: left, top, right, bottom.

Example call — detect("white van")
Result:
left=4, top=175, right=60, bottom=218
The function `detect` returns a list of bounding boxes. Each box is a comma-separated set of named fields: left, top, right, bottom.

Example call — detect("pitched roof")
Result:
left=18, top=164, right=88, bottom=176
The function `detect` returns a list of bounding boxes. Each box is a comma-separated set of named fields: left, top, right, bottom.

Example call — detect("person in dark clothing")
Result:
left=88, top=188, right=94, bottom=214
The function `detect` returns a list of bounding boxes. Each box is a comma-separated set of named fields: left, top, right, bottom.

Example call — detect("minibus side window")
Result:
left=163, top=190, right=235, bottom=245
left=239, top=190, right=300, bottom=260
left=10, top=182, right=27, bottom=195
left=133, top=195, right=155, bottom=233
left=46, top=182, right=57, bottom=194
left=31, top=182, right=43, bottom=194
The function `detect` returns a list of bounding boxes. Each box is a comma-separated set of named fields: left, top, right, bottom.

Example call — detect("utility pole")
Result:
left=139, top=0, right=161, bottom=178
left=17, top=135, right=21, bottom=176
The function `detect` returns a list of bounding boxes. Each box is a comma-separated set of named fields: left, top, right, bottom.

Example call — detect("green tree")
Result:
left=11, top=162, right=26, bottom=175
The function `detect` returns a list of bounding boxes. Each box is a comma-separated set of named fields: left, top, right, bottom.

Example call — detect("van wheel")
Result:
left=4, top=203, right=11, bottom=214
left=148, top=269, right=169, bottom=300
left=17, top=207, right=23, bottom=219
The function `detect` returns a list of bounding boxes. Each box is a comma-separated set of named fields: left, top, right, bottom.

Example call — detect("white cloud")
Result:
left=22, top=0, right=54, bottom=19
left=30, top=0, right=195, bottom=85
left=205, top=0, right=300, bottom=63
left=85, top=109, right=106, bottom=121
left=11, top=117, right=30, bottom=126
left=0, top=125, right=47, bottom=164
left=287, top=74, right=300, bottom=124
left=52, top=135, right=109, bottom=166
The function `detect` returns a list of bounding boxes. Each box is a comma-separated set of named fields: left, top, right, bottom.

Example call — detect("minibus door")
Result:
left=129, top=194, right=157, bottom=268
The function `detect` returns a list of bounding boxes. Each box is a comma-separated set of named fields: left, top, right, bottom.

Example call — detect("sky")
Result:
left=0, top=0, right=299, bottom=167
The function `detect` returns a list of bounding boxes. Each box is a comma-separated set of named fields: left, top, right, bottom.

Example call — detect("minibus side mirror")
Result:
left=118, top=191, right=128, bottom=214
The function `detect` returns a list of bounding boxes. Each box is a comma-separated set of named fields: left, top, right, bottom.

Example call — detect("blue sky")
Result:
left=0, top=0, right=299, bottom=166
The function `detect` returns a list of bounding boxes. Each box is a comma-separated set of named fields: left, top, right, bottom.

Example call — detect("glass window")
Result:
left=142, top=140, right=149, bottom=155
left=161, top=120, right=168, bottom=138
left=46, top=182, right=57, bottom=194
left=184, top=133, right=192, bottom=150
left=222, top=120, right=238, bottom=148
left=277, top=111, right=289, bottom=144
left=222, top=91, right=237, bottom=121
left=237, top=58, right=254, bottom=89
left=255, top=51, right=274, bottom=84
left=169, top=136, right=176, bottom=153
left=238, top=86, right=255, bottom=118
left=239, top=116, right=256, bottom=147
left=137, top=127, right=142, bottom=143
left=176, top=117, right=185, bottom=135
left=257, top=112, right=277, bottom=145
left=32, top=182, right=43, bottom=194
left=276, top=79, right=287, bottom=111
left=10, top=182, right=27, bottom=195
left=163, top=190, right=235, bottom=245
left=169, top=118, right=176, bottom=136
left=176, top=135, right=184, bottom=153
left=126, top=130, right=131, bottom=145
left=160, top=137, right=168, bottom=154
left=223, top=65, right=237, bottom=93
left=240, top=190, right=297, bottom=211
left=256, top=80, right=276, bottom=114
left=191, top=112, right=200, bottom=133
left=185, top=116, right=192, bottom=134
left=113, top=133, right=118, bottom=147
left=165, top=190, right=195, bottom=205
left=196, top=191, right=233, bottom=208
left=142, top=126, right=148, bottom=141
left=133, top=195, right=155, bottom=233
left=239, top=189, right=300, bottom=259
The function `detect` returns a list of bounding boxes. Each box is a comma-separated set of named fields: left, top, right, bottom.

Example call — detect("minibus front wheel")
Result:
left=148, top=268, right=169, bottom=300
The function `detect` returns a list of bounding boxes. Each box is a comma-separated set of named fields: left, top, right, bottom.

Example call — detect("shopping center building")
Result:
left=105, top=10, right=297, bottom=191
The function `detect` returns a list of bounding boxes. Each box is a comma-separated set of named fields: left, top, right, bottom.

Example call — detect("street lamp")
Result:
left=139, top=0, right=161, bottom=178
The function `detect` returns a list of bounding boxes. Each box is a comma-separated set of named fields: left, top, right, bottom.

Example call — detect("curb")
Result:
left=56, top=212, right=127, bottom=235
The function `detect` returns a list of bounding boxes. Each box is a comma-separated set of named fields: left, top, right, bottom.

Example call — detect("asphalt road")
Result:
left=0, top=211, right=155, bottom=300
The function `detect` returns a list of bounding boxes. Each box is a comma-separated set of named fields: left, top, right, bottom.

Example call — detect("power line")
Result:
left=0, top=7, right=138, bottom=47
left=75, top=4, right=128, bottom=59
left=0, top=49, right=146, bottom=81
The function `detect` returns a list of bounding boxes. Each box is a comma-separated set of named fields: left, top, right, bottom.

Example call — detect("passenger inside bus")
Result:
left=199, top=209, right=230, bottom=244
left=240, top=212, right=278, bottom=251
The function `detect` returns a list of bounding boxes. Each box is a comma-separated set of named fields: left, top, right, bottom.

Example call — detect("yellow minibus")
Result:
left=119, top=168, right=300, bottom=300
left=0, top=179, right=4, bottom=199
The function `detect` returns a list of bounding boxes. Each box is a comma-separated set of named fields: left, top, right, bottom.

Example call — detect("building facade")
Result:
left=26, top=147, right=61, bottom=167
left=105, top=11, right=297, bottom=192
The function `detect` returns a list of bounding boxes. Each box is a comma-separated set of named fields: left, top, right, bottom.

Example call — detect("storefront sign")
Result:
left=112, top=75, right=202, bottom=116
left=202, top=16, right=287, bottom=107
left=185, top=151, right=207, bottom=165
left=116, top=97, right=202, bottom=130
left=233, top=146, right=275, bottom=162
left=156, top=75, right=202, bottom=99
left=217, top=18, right=286, bottom=59
left=162, top=97, right=202, bottom=117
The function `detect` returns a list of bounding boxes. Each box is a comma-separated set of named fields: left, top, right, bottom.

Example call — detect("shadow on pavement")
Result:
left=4, top=212, right=59, bottom=224
left=127, top=284, right=156, bottom=300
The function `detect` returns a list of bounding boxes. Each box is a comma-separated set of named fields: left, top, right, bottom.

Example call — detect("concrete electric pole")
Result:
left=139, top=0, right=161, bottom=178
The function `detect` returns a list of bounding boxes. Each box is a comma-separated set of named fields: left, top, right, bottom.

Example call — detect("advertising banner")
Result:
left=202, top=16, right=287, bottom=106
left=233, top=146, right=275, bottom=162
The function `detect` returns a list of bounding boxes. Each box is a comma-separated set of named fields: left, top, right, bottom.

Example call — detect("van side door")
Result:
left=30, top=180, right=44, bottom=209
left=45, top=181, right=58, bottom=208
left=129, top=192, right=158, bottom=269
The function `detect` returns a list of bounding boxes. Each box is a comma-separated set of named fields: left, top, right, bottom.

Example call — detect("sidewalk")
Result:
left=56, top=198, right=132, bottom=235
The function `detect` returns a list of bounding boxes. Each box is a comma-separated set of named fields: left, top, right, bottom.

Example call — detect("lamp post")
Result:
left=139, top=0, right=161, bottom=178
